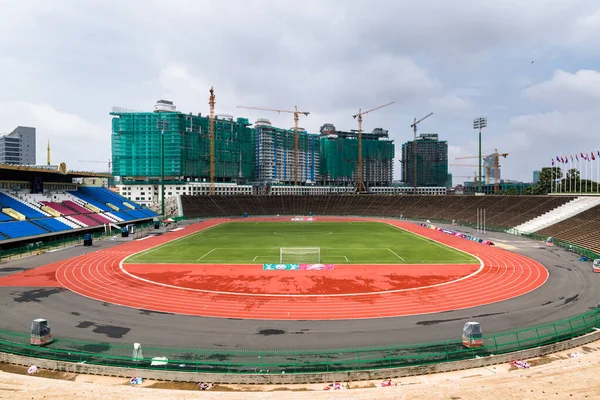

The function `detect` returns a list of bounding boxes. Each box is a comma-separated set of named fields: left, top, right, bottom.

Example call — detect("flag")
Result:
left=576, top=154, right=579, bottom=161
left=592, top=152, right=596, bottom=161
left=597, top=150, right=600, bottom=157
left=552, top=159, right=555, bottom=166
left=571, top=155, right=574, bottom=162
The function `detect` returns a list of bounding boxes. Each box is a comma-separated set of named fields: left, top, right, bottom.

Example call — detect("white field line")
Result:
left=387, top=248, right=405, bottom=261
left=196, top=248, right=217, bottom=261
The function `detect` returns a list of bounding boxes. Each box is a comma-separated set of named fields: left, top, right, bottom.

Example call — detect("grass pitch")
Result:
left=126, top=222, right=478, bottom=265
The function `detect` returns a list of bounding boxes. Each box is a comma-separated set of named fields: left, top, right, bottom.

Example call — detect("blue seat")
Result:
left=32, top=218, right=73, bottom=233
left=0, top=193, right=46, bottom=218
left=67, top=191, right=111, bottom=212
left=0, top=221, right=48, bottom=239
left=0, top=213, right=14, bottom=222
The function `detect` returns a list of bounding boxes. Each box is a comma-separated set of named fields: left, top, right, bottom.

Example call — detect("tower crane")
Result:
left=237, top=105, right=309, bottom=186
left=449, top=164, right=490, bottom=184
left=409, top=112, right=433, bottom=194
left=78, top=159, right=112, bottom=172
left=455, top=149, right=508, bottom=193
left=352, top=102, right=394, bottom=193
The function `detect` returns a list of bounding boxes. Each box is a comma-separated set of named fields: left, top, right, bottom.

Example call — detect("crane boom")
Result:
left=352, top=102, right=394, bottom=193
left=237, top=105, right=310, bottom=186
left=410, top=112, right=433, bottom=128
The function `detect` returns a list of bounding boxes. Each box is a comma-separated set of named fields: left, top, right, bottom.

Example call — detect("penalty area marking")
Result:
left=387, top=248, right=405, bottom=261
left=196, top=248, right=217, bottom=261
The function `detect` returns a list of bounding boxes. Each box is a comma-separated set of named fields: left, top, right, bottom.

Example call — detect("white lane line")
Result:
left=388, top=248, right=405, bottom=261
left=196, top=248, right=217, bottom=261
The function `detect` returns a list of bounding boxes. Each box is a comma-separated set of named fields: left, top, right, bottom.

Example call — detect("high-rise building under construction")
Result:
left=401, top=133, right=448, bottom=187
left=111, top=100, right=394, bottom=188
left=254, top=118, right=319, bottom=184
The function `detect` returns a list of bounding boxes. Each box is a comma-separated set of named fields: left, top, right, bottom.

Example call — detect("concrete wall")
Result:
left=2, top=329, right=599, bottom=385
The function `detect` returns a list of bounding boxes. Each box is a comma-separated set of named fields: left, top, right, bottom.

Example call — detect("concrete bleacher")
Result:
left=535, top=203, right=600, bottom=255
left=180, top=195, right=577, bottom=229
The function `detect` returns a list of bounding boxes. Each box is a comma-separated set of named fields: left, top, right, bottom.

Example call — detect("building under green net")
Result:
left=110, top=102, right=394, bottom=188
left=111, top=101, right=254, bottom=184
left=319, top=125, right=394, bottom=187
left=402, top=133, right=448, bottom=187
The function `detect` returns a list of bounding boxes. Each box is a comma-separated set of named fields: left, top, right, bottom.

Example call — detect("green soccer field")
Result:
left=126, top=222, right=479, bottom=265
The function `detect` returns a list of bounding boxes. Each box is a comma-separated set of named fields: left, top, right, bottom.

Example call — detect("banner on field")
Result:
left=263, top=264, right=299, bottom=270
left=263, top=264, right=335, bottom=271
left=298, top=264, right=335, bottom=270
left=290, top=217, right=315, bottom=222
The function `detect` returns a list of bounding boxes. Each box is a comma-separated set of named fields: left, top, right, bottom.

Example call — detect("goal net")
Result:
left=280, top=247, right=321, bottom=264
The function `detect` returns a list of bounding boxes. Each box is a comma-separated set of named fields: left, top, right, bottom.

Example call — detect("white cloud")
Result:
left=525, top=70, right=600, bottom=110
left=0, top=101, right=109, bottom=171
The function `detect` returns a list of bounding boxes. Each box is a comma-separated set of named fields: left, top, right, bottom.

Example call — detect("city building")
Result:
left=110, top=100, right=255, bottom=187
left=533, top=170, right=541, bottom=184
left=254, top=118, right=319, bottom=184
left=0, top=126, right=36, bottom=165
left=318, top=124, right=394, bottom=187
left=401, top=133, right=448, bottom=187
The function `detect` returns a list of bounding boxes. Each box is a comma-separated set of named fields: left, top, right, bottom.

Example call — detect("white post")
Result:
left=483, top=209, right=486, bottom=234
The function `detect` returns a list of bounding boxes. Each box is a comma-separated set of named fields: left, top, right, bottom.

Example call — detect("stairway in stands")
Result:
left=509, top=196, right=600, bottom=234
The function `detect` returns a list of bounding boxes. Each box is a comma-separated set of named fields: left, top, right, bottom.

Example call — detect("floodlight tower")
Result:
left=473, top=117, right=487, bottom=194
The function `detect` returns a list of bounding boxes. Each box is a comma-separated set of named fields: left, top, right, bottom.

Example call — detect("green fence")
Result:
left=0, top=220, right=155, bottom=262
left=1, top=309, right=598, bottom=375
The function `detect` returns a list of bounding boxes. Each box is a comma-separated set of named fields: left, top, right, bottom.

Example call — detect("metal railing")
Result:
left=0, top=221, right=155, bottom=262
left=0, top=309, right=598, bottom=375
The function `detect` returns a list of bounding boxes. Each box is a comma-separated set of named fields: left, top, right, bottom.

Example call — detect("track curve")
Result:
left=51, top=217, right=548, bottom=320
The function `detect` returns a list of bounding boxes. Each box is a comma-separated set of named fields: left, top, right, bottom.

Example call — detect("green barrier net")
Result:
left=1, top=309, right=598, bottom=374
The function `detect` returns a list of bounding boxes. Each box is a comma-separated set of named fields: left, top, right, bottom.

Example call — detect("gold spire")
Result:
left=47, top=140, right=51, bottom=166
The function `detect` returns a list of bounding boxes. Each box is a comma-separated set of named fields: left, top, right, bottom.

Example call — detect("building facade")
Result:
left=111, top=101, right=255, bottom=184
left=318, top=124, right=394, bottom=187
left=254, top=119, right=319, bottom=184
left=0, top=126, right=36, bottom=165
left=402, top=133, right=448, bottom=187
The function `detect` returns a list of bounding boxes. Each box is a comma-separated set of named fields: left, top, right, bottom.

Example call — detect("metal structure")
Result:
left=473, top=117, right=487, bottom=193
left=78, top=159, right=112, bottom=172
left=456, top=148, right=508, bottom=193
left=209, top=87, right=215, bottom=195
left=352, top=102, right=394, bottom=193
left=410, top=113, right=433, bottom=194
left=47, top=140, right=50, bottom=166
left=157, top=118, right=169, bottom=216
left=237, top=105, right=310, bottom=186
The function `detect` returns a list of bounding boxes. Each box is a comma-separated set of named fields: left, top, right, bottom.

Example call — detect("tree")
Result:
left=500, top=187, right=519, bottom=195
left=535, top=167, right=562, bottom=194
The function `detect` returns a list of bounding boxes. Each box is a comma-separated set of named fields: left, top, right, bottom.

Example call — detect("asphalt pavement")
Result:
left=1, top=220, right=598, bottom=350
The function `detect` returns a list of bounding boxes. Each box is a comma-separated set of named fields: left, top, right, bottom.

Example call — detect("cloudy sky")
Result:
left=2, top=0, right=600, bottom=183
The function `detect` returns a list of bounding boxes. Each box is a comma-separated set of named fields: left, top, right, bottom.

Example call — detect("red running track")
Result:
left=0, top=217, right=549, bottom=320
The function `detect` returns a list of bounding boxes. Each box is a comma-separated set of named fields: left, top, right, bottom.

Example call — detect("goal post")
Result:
left=280, top=247, right=321, bottom=264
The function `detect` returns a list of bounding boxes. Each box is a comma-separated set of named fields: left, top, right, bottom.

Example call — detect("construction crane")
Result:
left=455, top=149, right=509, bottom=193
left=410, top=112, right=433, bottom=194
left=237, top=105, right=309, bottom=186
left=209, top=87, right=216, bottom=195
left=78, top=159, right=112, bottom=172
left=352, top=102, right=395, bottom=193
left=449, top=164, right=490, bottom=184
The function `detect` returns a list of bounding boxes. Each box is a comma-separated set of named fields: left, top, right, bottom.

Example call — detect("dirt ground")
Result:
left=2, top=342, right=600, bottom=399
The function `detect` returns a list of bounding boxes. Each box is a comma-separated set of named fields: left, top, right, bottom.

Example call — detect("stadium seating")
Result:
left=77, top=187, right=143, bottom=210
left=180, top=195, right=577, bottom=228
left=0, top=192, right=48, bottom=219
left=0, top=221, right=49, bottom=239
left=535, top=204, right=600, bottom=254
left=0, top=213, right=14, bottom=222
left=41, top=201, right=78, bottom=215
left=67, top=191, right=112, bottom=212
left=31, top=218, right=73, bottom=233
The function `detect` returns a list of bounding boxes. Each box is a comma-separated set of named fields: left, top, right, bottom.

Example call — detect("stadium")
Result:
left=1, top=150, right=600, bottom=397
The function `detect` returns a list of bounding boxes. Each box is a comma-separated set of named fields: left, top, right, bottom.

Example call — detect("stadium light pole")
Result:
left=157, top=117, right=170, bottom=217
left=473, top=117, right=487, bottom=194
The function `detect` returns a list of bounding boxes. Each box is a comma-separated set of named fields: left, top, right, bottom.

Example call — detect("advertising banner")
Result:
left=263, top=264, right=299, bottom=270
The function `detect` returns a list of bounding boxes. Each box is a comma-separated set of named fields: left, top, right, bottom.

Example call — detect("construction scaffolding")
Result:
left=318, top=125, right=394, bottom=187
left=111, top=107, right=255, bottom=183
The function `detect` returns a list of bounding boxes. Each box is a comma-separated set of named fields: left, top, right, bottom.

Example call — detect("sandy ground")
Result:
left=2, top=342, right=600, bottom=399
